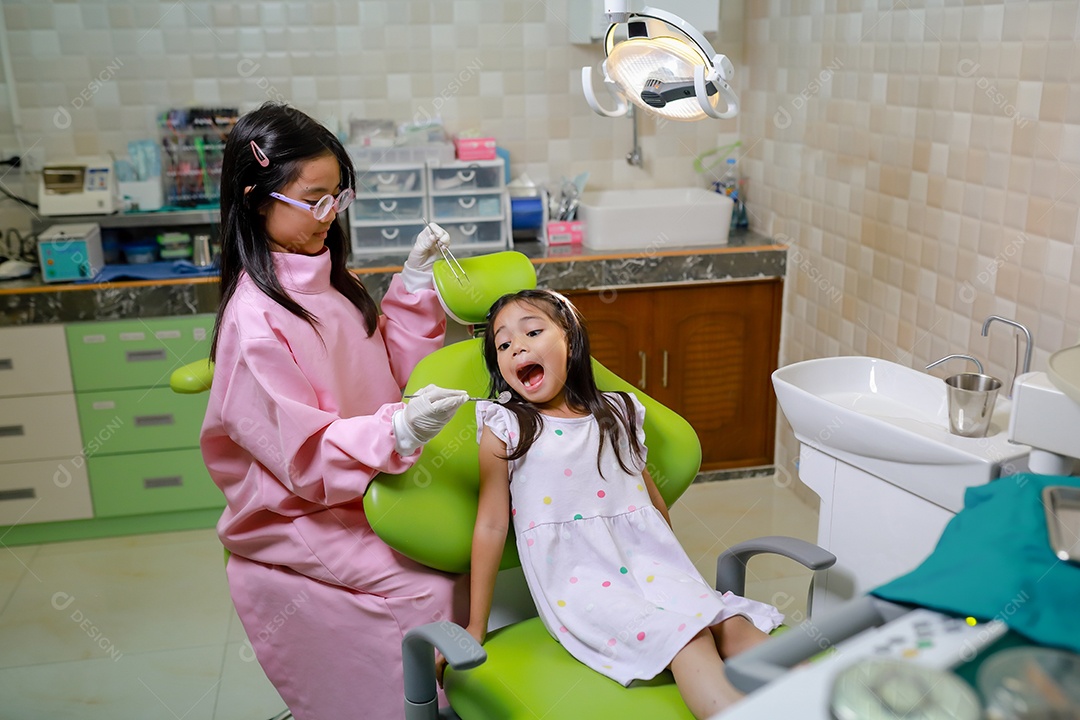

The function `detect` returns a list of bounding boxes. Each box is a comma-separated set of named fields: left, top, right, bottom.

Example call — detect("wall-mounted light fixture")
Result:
left=582, top=1, right=738, bottom=122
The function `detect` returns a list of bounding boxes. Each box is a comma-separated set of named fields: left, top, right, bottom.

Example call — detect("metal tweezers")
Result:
left=422, top=215, right=469, bottom=285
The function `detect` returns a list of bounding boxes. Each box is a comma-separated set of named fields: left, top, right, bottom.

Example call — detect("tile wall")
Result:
left=738, top=1, right=1080, bottom=495
left=0, top=0, right=744, bottom=233
left=3, top=1, right=1076, bottom=507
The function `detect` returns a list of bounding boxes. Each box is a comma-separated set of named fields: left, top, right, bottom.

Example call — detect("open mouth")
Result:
left=517, top=363, right=545, bottom=389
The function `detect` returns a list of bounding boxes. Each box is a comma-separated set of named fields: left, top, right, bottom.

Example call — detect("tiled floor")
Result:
left=0, top=476, right=817, bottom=719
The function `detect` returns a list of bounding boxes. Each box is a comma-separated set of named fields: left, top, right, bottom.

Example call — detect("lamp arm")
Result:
left=694, top=64, right=738, bottom=120
left=603, top=0, right=630, bottom=23
left=582, top=66, right=629, bottom=118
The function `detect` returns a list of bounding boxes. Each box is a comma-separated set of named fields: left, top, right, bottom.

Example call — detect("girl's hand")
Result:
left=435, top=650, right=448, bottom=687
left=393, top=384, right=470, bottom=455
left=407, top=222, right=450, bottom=272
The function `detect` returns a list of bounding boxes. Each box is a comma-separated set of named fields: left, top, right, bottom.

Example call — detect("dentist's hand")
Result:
left=406, top=222, right=450, bottom=272
left=392, top=384, right=469, bottom=456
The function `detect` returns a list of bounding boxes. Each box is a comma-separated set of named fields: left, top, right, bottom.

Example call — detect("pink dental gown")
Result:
left=201, top=250, right=466, bottom=720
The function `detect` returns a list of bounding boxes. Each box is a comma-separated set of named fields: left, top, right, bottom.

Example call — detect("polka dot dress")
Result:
left=477, top=395, right=784, bottom=687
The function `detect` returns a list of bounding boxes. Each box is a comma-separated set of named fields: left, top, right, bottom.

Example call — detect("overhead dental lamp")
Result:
left=581, top=1, right=738, bottom=121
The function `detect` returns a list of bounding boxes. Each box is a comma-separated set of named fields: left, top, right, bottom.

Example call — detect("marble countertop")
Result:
left=0, top=230, right=786, bottom=326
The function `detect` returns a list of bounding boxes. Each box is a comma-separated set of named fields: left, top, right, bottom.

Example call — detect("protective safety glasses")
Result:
left=269, top=188, right=355, bottom=221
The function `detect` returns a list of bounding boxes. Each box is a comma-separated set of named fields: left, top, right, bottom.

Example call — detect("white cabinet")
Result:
left=347, top=158, right=511, bottom=257
left=798, top=444, right=954, bottom=616
left=426, top=158, right=510, bottom=252
left=0, top=326, right=92, bottom=525
left=349, top=163, right=429, bottom=256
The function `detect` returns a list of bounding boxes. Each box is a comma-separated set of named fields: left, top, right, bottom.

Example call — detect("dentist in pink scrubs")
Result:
left=201, top=103, right=468, bottom=719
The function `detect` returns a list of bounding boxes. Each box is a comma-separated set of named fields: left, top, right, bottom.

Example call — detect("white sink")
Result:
left=1048, top=343, right=1080, bottom=405
left=578, top=188, right=733, bottom=250
left=773, top=356, right=1029, bottom=512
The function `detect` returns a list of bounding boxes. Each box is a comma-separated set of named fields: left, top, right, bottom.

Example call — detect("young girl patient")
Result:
left=466, top=289, right=783, bottom=719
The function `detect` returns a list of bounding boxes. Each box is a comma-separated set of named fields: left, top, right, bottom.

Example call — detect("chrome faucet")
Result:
left=981, top=315, right=1033, bottom=396
left=926, top=354, right=984, bottom=375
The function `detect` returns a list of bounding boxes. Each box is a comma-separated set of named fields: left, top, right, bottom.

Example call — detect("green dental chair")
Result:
left=170, top=251, right=835, bottom=720
left=360, top=252, right=835, bottom=720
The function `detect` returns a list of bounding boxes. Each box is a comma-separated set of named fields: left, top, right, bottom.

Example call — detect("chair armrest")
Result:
left=403, top=621, right=486, bottom=720
left=715, top=535, right=836, bottom=596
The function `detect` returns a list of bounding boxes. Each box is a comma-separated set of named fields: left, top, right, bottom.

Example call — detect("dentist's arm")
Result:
left=466, top=426, right=512, bottom=645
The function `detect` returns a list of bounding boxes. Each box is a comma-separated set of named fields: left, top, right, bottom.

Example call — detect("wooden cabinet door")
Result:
left=654, top=281, right=781, bottom=470
left=567, top=290, right=652, bottom=389
left=568, top=280, right=782, bottom=471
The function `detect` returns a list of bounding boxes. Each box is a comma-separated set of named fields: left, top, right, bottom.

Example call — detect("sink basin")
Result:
left=578, top=188, right=733, bottom=250
left=1048, top=344, right=1080, bottom=405
left=773, top=356, right=1029, bottom=511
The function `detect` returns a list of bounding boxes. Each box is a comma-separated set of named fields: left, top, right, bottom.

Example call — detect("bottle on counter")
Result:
left=713, top=157, right=748, bottom=230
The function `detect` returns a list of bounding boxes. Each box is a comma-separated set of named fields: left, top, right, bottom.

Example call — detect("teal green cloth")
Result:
left=873, top=474, right=1080, bottom=653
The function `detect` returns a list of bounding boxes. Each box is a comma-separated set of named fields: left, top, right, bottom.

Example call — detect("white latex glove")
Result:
left=392, top=384, right=470, bottom=456
left=406, top=223, right=450, bottom=273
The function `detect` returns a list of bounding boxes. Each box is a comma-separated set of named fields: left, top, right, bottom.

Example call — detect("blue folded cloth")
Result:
left=79, top=261, right=218, bottom=283
left=873, top=473, right=1080, bottom=653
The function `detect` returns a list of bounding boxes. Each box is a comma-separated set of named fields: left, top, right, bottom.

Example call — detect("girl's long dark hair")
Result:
left=211, top=102, right=377, bottom=360
left=482, top=289, right=645, bottom=476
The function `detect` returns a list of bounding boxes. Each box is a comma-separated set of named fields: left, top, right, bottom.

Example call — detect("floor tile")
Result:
left=0, top=544, right=39, bottom=612
left=0, top=529, right=232, bottom=669
left=0, top=644, right=223, bottom=720
left=213, top=642, right=288, bottom=720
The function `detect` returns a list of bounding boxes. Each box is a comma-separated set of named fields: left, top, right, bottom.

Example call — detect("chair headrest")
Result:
left=433, top=251, right=537, bottom=326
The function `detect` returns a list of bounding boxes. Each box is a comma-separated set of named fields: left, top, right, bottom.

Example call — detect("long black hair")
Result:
left=211, top=102, right=377, bottom=360
left=482, top=289, right=645, bottom=476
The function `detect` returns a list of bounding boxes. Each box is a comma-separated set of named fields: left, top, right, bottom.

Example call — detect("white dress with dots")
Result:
left=477, top=394, right=784, bottom=686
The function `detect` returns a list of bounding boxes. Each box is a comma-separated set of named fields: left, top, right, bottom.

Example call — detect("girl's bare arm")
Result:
left=467, top=426, right=512, bottom=643
left=642, top=468, right=673, bottom=527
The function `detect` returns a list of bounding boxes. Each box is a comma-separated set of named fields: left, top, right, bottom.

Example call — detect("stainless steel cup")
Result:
left=945, top=372, right=1002, bottom=438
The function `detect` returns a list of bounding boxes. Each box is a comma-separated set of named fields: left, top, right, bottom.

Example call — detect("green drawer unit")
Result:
left=76, top=387, right=209, bottom=456
left=66, top=315, right=214, bottom=392
left=88, top=448, right=224, bottom=518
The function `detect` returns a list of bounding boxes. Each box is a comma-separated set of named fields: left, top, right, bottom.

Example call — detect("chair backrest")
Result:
left=363, top=251, right=702, bottom=573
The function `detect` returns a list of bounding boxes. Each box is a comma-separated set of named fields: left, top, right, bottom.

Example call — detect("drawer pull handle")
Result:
left=0, top=488, right=35, bottom=502
left=377, top=173, right=398, bottom=184
left=460, top=224, right=477, bottom=236
left=662, top=350, right=669, bottom=388
left=0, top=424, right=25, bottom=437
left=457, top=197, right=477, bottom=209
left=381, top=228, right=401, bottom=240
left=0, top=359, right=12, bottom=371
left=134, top=414, right=175, bottom=427
left=143, top=476, right=182, bottom=489
left=456, top=170, right=476, bottom=183
left=126, top=349, right=167, bottom=362
left=378, top=200, right=398, bottom=213
left=638, top=351, right=647, bottom=390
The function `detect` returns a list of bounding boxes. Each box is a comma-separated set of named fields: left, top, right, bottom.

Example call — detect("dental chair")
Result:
left=171, top=251, right=835, bottom=720
left=360, top=252, right=836, bottom=720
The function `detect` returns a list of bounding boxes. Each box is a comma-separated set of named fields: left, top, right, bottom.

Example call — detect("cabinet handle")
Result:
left=378, top=200, right=398, bottom=213
left=0, top=424, right=26, bottom=437
left=460, top=224, right=477, bottom=236
left=0, top=358, right=12, bottom=371
left=377, top=172, right=398, bottom=184
left=638, top=351, right=647, bottom=390
left=380, top=228, right=401, bottom=240
left=134, top=414, right=175, bottom=427
left=126, top=349, right=167, bottom=363
left=662, top=350, right=669, bottom=388
left=0, top=488, right=35, bottom=502
left=457, top=196, right=477, bottom=209
left=143, top=476, right=182, bottom=489
left=456, top=170, right=476, bottom=183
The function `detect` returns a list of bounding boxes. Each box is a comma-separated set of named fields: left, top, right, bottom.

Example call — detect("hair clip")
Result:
left=250, top=141, right=270, bottom=168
